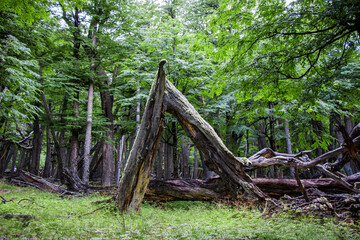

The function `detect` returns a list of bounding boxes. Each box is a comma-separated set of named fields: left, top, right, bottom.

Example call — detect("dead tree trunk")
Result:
left=116, top=60, right=167, bottom=212
left=116, top=60, right=268, bottom=213
left=145, top=175, right=360, bottom=201
left=163, top=80, right=267, bottom=202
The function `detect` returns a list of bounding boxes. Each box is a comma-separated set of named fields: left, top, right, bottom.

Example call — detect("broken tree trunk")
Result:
left=16, top=170, right=67, bottom=193
left=116, top=60, right=167, bottom=212
left=116, top=60, right=270, bottom=212
left=164, top=80, right=267, bottom=202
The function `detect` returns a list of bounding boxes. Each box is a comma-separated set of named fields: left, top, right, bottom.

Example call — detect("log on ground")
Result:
left=145, top=176, right=360, bottom=201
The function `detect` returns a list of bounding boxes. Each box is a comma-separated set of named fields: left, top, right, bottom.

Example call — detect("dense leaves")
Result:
left=0, top=0, right=359, bottom=186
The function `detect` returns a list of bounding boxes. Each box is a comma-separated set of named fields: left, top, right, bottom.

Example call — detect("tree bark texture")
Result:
left=116, top=60, right=167, bottom=212
left=164, top=80, right=267, bottom=202
left=145, top=175, right=360, bottom=201
left=30, top=115, right=43, bottom=175
left=100, top=70, right=115, bottom=187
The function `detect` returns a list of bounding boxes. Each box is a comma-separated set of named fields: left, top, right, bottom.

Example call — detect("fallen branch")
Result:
left=80, top=206, right=106, bottom=217
left=0, top=213, right=35, bottom=220
left=0, top=195, right=14, bottom=204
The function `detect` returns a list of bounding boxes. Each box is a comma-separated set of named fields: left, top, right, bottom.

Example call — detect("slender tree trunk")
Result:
left=256, top=122, right=267, bottom=178
left=344, top=115, right=358, bottom=173
left=193, top=146, right=199, bottom=179
left=181, top=135, right=190, bottom=179
left=164, top=142, right=174, bottom=180
left=30, top=115, right=44, bottom=175
left=17, top=148, right=25, bottom=173
left=156, top=142, right=164, bottom=180
left=39, top=67, right=65, bottom=182
left=136, top=83, right=141, bottom=130
left=83, top=19, right=98, bottom=184
left=284, top=119, right=294, bottom=178
left=69, top=6, right=81, bottom=176
left=115, top=135, right=125, bottom=186
left=199, top=146, right=215, bottom=179
left=0, top=143, right=11, bottom=177
left=43, top=128, right=52, bottom=178
left=10, top=146, right=18, bottom=178
left=100, top=71, right=115, bottom=187
left=172, top=122, right=179, bottom=179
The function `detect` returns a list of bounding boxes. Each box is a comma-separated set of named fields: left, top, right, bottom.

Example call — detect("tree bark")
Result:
left=10, top=146, right=18, bottom=178
left=156, top=142, right=164, bottom=180
left=145, top=175, right=360, bottom=201
left=116, top=60, right=167, bottom=212
left=164, top=80, right=267, bottom=202
left=83, top=17, right=97, bottom=184
left=193, top=146, right=199, bottom=179
left=100, top=70, right=115, bottom=187
left=30, top=115, right=43, bottom=175
left=172, top=122, right=179, bottom=179
left=42, top=128, right=52, bottom=178
left=181, top=135, right=190, bottom=179
left=284, top=119, right=294, bottom=178
left=115, top=135, right=125, bottom=186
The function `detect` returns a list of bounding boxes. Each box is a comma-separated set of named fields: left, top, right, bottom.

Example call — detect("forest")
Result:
left=1, top=0, right=360, bottom=238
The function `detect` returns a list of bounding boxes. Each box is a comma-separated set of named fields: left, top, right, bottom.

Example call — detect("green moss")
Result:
left=0, top=183, right=359, bottom=239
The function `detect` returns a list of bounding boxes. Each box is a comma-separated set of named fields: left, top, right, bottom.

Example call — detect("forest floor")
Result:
left=0, top=181, right=360, bottom=240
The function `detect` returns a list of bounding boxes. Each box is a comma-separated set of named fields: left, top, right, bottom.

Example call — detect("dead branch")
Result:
left=0, top=213, right=36, bottom=220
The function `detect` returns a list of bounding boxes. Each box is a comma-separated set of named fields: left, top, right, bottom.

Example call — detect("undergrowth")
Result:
left=1, top=181, right=359, bottom=239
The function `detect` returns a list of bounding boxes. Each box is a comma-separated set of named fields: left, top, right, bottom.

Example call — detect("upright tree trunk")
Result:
left=17, top=148, right=25, bottom=173
left=69, top=6, right=81, bottom=176
left=115, top=135, right=125, bottom=186
left=181, top=135, right=190, bottom=179
left=0, top=143, right=11, bottom=177
left=156, top=142, right=164, bottom=180
left=284, top=119, right=294, bottom=178
left=193, top=146, right=199, bottom=179
left=10, top=146, right=17, bottom=178
left=268, top=102, right=277, bottom=178
left=82, top=80, right=94, bottom=184
left=172, top=122, right=179, bottom=178
left=344, top=115, right=358, bottom=173
left=100, top=71, right=115, bottom=187
left=83, top=19, right=98, bottom=185
left=30, top=115, right=44, bottom=175
left=164, top=142, right=173, bottom=180
left=39, top=69, right=65, bottom=182
left=43, top=129, right=52, bottom=178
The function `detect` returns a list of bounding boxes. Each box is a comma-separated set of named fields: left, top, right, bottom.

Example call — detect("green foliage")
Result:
left=0, top=0, right=49, bottom=24
left=0, top=16, right=42, bottom=126
left=1, top=183, right=360, bottom=239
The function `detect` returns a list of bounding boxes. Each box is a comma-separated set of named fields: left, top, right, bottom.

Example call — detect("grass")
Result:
left=1, top=181, right=359, bottom=240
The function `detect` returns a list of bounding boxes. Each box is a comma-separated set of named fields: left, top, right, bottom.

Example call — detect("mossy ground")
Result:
left=1, top=181, right=359, bottom=239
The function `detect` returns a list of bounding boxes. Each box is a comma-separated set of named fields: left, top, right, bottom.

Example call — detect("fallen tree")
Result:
left=5, top=59, right=360, bottom=220
left=116, top=60, right=268, bottom=213
left=145, top=174, right=360, bottom=201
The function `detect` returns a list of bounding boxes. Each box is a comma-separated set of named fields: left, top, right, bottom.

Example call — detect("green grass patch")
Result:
left=1, top=181, right=359, bottom=239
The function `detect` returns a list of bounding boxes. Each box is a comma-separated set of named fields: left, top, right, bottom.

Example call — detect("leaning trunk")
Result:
left=164, top=80, right=267, bottom=202
left=116, top=60, right=167, bottom=212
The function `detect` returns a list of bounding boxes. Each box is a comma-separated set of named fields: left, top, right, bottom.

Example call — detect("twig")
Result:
left=0, top=195, right=14, bottom=204
left=80, top=206, right=105, bottom=217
